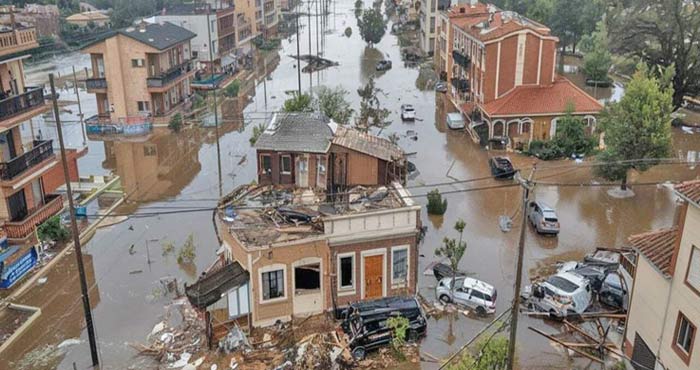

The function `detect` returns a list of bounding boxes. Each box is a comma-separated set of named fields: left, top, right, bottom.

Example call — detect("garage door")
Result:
left=631, top=333, right=656, bottom=370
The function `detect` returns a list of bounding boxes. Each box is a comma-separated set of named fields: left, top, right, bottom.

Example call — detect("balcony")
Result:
left=0, top=87, right=45, bottom=122
left=4, top=193, right=64, bottom=239
left=0, top=140, right=54, bottom=181
left=452, top=50, right=470, bottom=68
left=0, top=27, right=38, bottom=58
left=85, top=115, right=153, bottom=137
left=147, top=60, right=194, bottom=89
left=451, top=77, right=469, bottom=93
left=85, top=77, right=107, bottom=91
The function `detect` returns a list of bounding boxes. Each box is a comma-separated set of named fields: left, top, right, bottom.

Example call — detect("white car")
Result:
left=401, top=104, right=416, bottom=121
left=446, top=112, right=465, bottom=130
left=523, top=271, right=592, bottom=316
left=436, top=277, right=497, bottom=315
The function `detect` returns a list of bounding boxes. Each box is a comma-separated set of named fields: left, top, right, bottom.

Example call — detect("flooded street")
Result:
left=3, top=1, right=700, bottom=370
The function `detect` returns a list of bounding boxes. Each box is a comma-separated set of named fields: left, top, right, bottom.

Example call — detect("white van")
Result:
left=435, top=277, right=497, bottom=315
left=523, top=271, right=592, bottom=316
left=446, top=113, right=465, bottom=130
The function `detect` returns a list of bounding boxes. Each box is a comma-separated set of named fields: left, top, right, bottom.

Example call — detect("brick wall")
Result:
left=42, top=148, right=83, bottom=194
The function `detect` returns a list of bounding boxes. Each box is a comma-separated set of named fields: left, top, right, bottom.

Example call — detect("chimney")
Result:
left=139, top=20, right=147, bottom=31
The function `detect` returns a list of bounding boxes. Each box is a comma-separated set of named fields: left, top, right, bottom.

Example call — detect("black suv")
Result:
left=340, top=296, right=427, bottom=361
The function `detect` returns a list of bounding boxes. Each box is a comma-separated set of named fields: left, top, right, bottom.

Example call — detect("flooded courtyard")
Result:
left=2, top=1, right=700, bottom=370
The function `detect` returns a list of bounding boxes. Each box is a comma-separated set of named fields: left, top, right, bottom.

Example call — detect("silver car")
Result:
left=527, top=201, right=560, bottom=235
left=435, top=277, right=497, bottom=315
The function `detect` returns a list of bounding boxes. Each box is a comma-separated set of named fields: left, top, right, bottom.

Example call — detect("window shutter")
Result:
left=688, top=247, right=700, bottom=291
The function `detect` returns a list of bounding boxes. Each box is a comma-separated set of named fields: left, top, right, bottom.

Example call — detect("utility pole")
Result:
left=207, top=6, right=223, bottom=198
left=72, top=66, right=87, bottom=146
left=49, top=73, right=99, bottom=367
left=507, top=165, right=536, bottom=370
left=307, top=0, right=312, bottom=94
left=295, top=1, right=302, bottom=95
left=262, top=0, right=268, bottom=108
left=315, top=0, right=319, bottom=57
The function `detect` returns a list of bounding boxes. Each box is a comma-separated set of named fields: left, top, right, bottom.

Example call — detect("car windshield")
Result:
left=405, top=107, right=414, bottom=111
left=605, top=274, right=622, bottom=289
left=543, top=211, right=558, bottom=222
left=546, top=276, right=579, bottom=293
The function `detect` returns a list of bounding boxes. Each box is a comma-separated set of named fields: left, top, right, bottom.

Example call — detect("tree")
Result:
left=37, top=215, right=70, bottom=243
left=594, top=64, right=674, bottom=191
left=177, top=234, right=197, bottom=264
left=445, top=336, right=509, bottom=370
left=427, top=189, right=448, bottom=215
left=435, top=219, right=467, bottom=301
left=168, top=113, right=183, bottom=132
left=549, top=0, right=602, bottom=54
left=608, top=0, right=700, bottom=107
left=548, top=104, right=596, bottom=158
left=523, top=0, right=555, bottom=24
left=582, top=21, right=612, bottom=82
left=386, top=315, right=409, bottom=358
left=316, top=86, right=354, bottom=125
left=356, top=77, right=390, bottom=131
left=358, top=8, right=387, bottom=46
left=282, top=93, right=313, bottom=112
left=223, top=80, right=241, bottom=98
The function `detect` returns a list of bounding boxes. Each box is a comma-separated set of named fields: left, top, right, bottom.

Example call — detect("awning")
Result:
left=221, top=53, right=237, bottom=67
left=185, top=261, right=249, bottom=309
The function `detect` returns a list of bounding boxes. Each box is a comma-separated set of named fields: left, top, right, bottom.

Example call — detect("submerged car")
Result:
left=435, top=81, right=447, bottom=93
left=599, top=272, right=628, bottom=311
left=558, top=262, right=606, bottom=291
left=527, top=201, right=560, bottom=235
left=435, top=277, right=497, bottom=315
left=489, top=156, right=516, bottom=180
left=523, top=271, right=592, bottom=316
left=376, top=60, right=392, bottom=71
left=446, top=112, right=465, bottom=130
left=341, top=296, right=426, bottom=361
left=401, top=104, right=416, bottom=120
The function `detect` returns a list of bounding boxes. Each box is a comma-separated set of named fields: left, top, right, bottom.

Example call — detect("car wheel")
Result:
left=476, top=306, right=487, bottom=316
left=352, top=346, right=367, bottom=361
left=439, top=294, right=451, bottom=304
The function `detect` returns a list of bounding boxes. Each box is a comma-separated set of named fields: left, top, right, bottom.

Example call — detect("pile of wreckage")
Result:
left=521, top=248, right=634, bottom=319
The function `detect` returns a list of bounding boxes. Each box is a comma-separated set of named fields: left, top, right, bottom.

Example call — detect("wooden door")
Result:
left=364, top=255, right=383, bottom=299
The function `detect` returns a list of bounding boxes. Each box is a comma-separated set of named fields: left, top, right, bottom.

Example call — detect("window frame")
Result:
left=672, top=311, right=696, bottom=365
left=280, top=155, right=292, bottom=175
left=260, top=154, right=272, bottom=175
left=259, top=264, right=287, bottom=304
left=685, top=245, right=700, bottom=297
left=337, top=252, right=355, bottom=294
left=390, top=245, right=410, bottom=286
left=131, top=58, right=144, bottom=68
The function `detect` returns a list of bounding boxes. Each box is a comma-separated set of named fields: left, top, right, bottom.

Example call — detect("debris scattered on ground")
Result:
left=290, top=54, right=339, bottom=73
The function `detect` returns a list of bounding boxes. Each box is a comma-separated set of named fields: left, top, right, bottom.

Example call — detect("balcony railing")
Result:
left=0, top=86, right=45, bottom=121
left=452, top=50, right=470, bottom=68
left=451, top=77, right=469, bottom=93
left=85, top=78, right=107, bottom=90
left=0, top=140, right=54, bottom=181
left=147, top=60, right=194, bottom=88
left=4, top=194, right=64, bottom=239
left=0, top=27, right=38, bottom=57
left=85, top=115, right=153, bottom=136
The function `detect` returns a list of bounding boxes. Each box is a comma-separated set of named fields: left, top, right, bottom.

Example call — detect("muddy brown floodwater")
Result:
left=3, top=1, right=700, bottom=369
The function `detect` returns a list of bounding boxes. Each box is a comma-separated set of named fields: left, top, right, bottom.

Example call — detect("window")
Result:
left=280, top=155, right=292, bottom=174
left=674, top=313, right=696, bottom=363
left=298, top=158, right=308, bottom=172
left=143, top=145, right=156, bottom=156
left=317, top=156, right=326, bottom=174
left=392, top=248, right=408, bottom=283
left=686, top=246, right=700, bottom=294
left=430, top=17, right=435, bottom=31
left=262, top=269, right=284, bottom=300
left=131, top=59, right=144, bottom=67
left=339, top=255, right=354, bottom=289
left=260, top=154, right=272, bottom=174
left=137, top=101, right=150, bottom=112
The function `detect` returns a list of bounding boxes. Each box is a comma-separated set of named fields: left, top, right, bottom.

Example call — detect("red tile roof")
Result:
left=675, top=180, right=700, bottom=205
left=447, top=2, right=552, bottom=43
left=628, top=227, right=679, bottom=277
left=482, top=77, right=603, bottom=117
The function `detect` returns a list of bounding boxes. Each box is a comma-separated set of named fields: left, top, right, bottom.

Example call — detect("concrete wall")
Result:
left=154, top=14, right=217, bottom=62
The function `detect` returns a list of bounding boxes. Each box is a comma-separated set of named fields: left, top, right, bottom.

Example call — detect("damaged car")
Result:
left=522, top=271, right=592, bottom=317
left=340, top=296, right=426, bottom=361
left=435, top=277, right=497, bottom=316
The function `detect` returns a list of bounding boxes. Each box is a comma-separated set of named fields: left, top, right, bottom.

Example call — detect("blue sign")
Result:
left=0, top=246, right=38, bottom=289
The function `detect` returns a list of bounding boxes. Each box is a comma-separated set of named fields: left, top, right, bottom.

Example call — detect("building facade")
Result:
left=256, top=0, right=280, bottom=37
left=419, top=0, right=450, bottom=55
left=436, top=1, right=602, bottom=147
left=0, top=7, right=79, bottom=240
left=624, top=181, right=700, bottom=370
left=81, top=21, right=197, bottom=136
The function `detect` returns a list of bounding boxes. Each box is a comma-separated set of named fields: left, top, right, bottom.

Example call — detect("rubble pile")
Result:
left=130, top=297, right=205, bottom=364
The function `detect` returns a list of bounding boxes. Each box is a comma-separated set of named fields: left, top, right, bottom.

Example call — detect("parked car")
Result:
left=400, top=104, right=416, bottom=120
left=527, top=201, right=560, bottom=235
left=489, top=156, right=516, bottom=180
left=435, top=81, right=447, bottom=93
left=523, top=271, right=592, bottom=316
left=599, top=272, right=628, bottom=311
left=446, top=112, right=465, bottom=130
left=435, top=277, right=497, bottom=315
left=341, top=296, right=427, bottom=361
left=376, top=60, right=392, bottom=71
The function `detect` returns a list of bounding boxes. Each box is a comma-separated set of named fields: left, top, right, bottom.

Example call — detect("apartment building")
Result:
left=216, top=182, right=421, bottom=327
left=256, top=0, right=280, bottom=37
left=624, top=180, right=700, bottom=370
left=81, top=21, right=196, bottom=137
left=419, top=0, right=450, bottom=55
left=0, top=7, right=73, bottom=240
left=436, top=1, right=602, bottom=147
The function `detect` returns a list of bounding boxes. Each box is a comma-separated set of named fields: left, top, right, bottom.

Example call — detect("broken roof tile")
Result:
left=628, top=227, right=679, bottom=277
left=675, top=179, right=700, bottom=206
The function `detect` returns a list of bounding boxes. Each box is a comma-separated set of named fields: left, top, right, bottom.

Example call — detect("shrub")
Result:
left=427, top=189, right=448, bottom=215
left=177, top=234, right=196, bottom=264
left=249, top=123, right=266, bottom=145
left=386, top=315, right=409, bottom=359
left=37, top=215, right=70, bottom=243
left=168, top=113, right=183, bottom=132
left=224, top=80, right=241, bottom=98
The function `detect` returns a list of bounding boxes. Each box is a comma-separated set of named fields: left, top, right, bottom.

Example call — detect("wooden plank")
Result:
left=528, top=327, right=604, bottom=364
